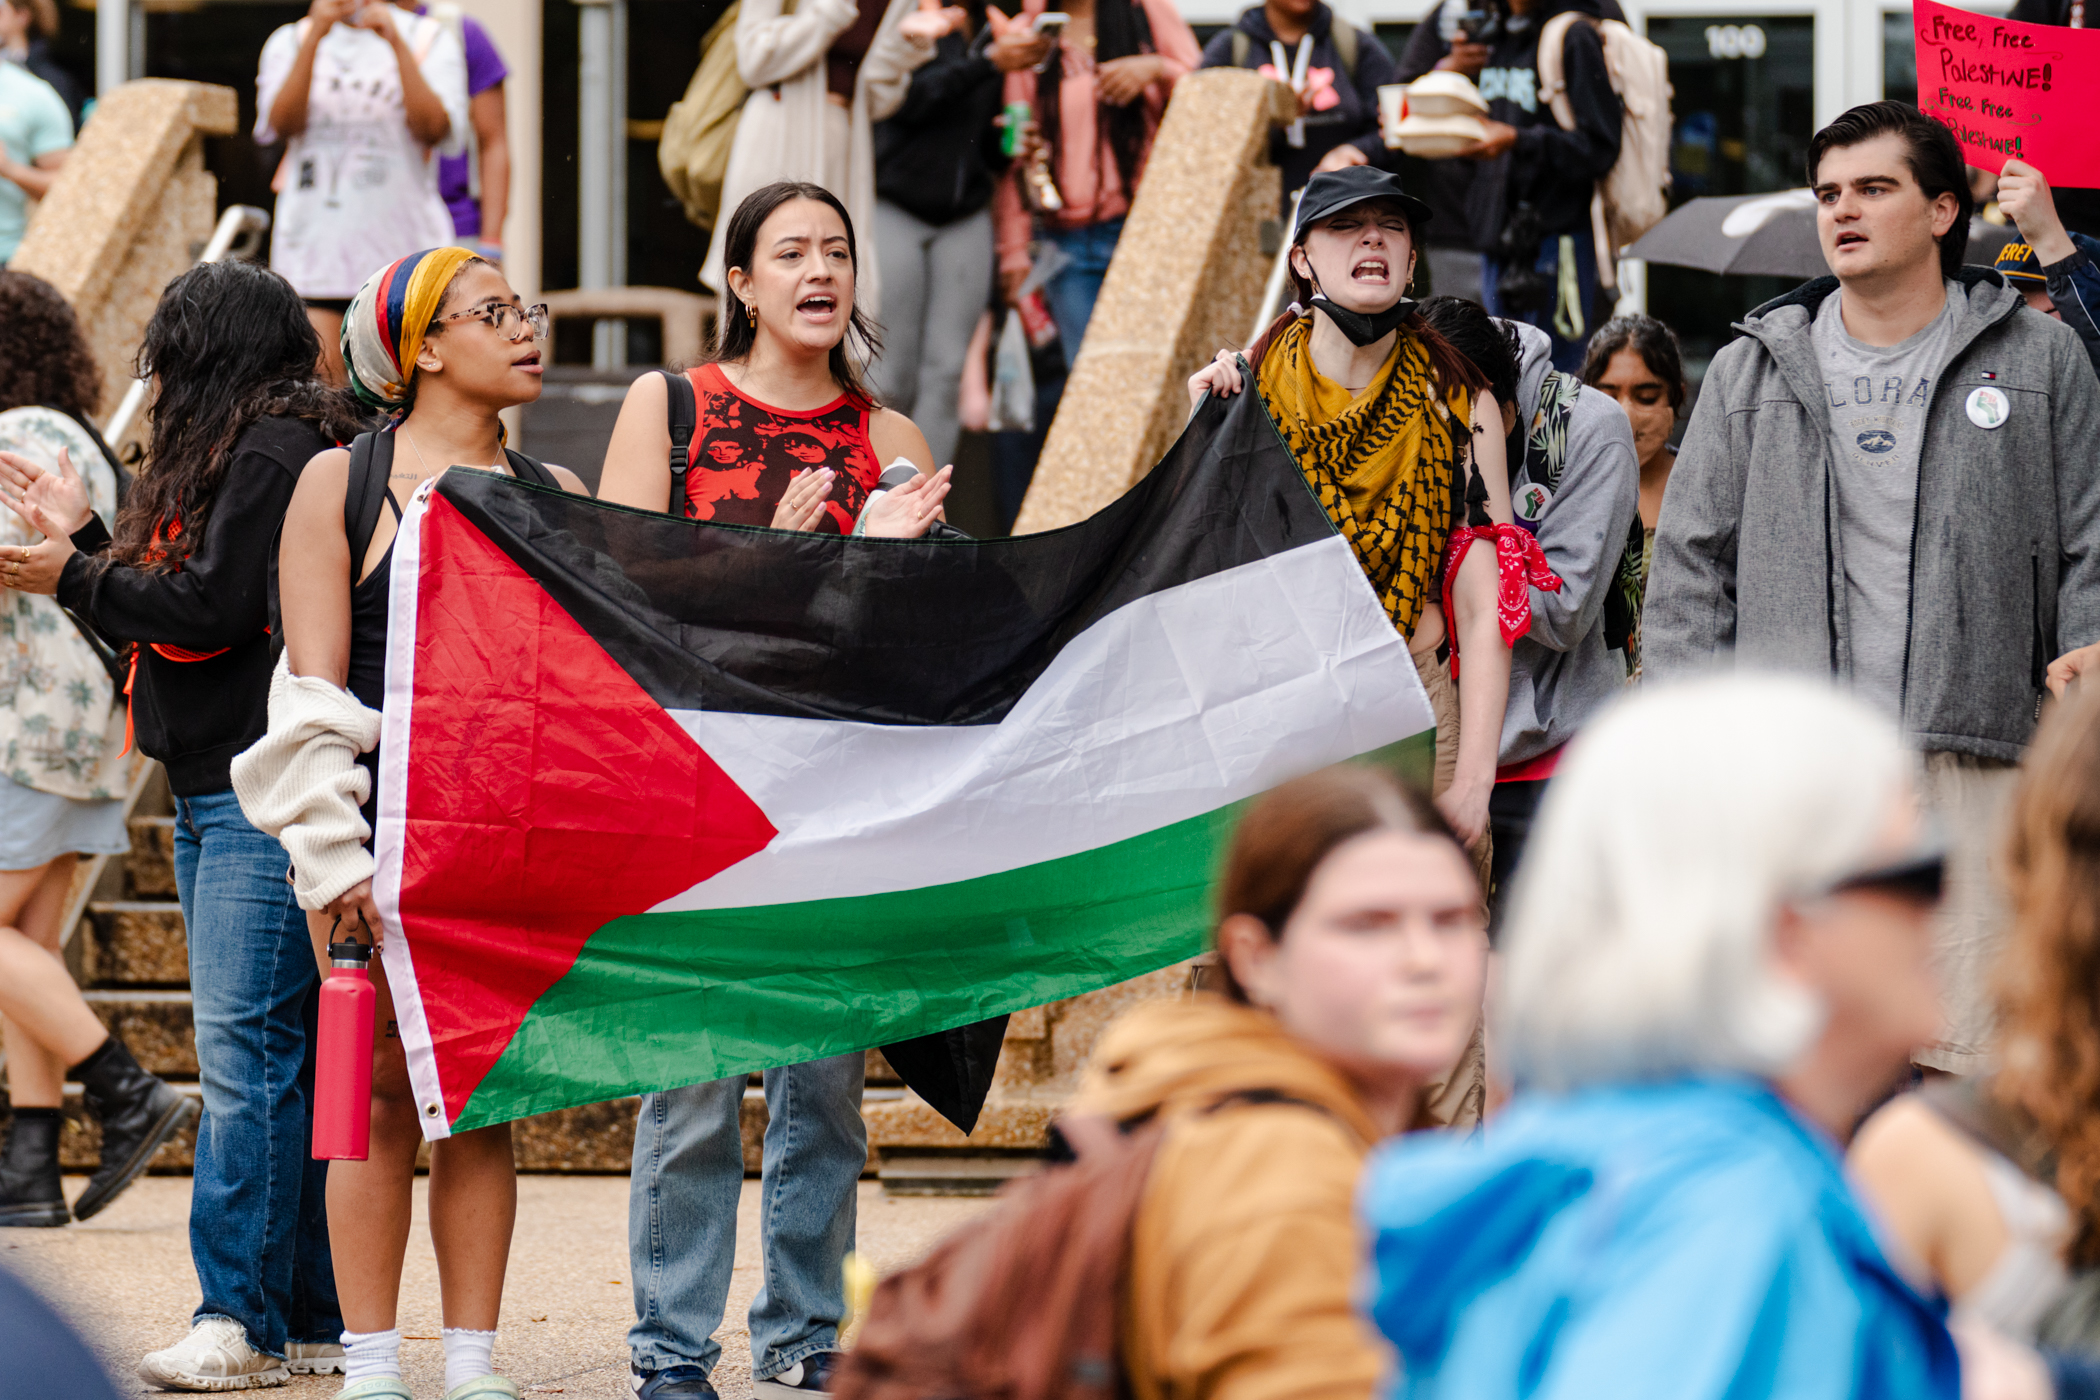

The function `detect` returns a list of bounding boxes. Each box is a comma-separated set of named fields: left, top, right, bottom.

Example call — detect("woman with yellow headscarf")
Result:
left=233, top=247, right=586, bottom=1400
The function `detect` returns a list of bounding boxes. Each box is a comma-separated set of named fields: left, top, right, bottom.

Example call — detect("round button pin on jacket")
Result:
left=1967, top=386, right=2010, bottom=430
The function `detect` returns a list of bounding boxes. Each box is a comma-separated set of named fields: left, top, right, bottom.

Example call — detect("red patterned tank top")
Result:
left=680, top=362, right=882, bottom=534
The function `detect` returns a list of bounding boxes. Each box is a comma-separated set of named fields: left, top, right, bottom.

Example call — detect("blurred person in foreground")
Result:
left=1994, top=158, right=2100, bottom=378
left=0, top=0, right=84, bottom=129
left=255, top=0, right=469, bottom=384
left=1198, top=0, right=1399, bottom=203
left=1416, top=296, right=1638, bottom=910
left=1361, top=674, right=1959, bottom=1397
left=1074, top=763, right=1487, bottom=1400
left=0, top=40, right=68, bottom=263
left=1644, top=100, right=2100, bottom=1076
left=1853, top=680, right=2100, bottom=1400
left=0, top=271, right=194, bottom=1231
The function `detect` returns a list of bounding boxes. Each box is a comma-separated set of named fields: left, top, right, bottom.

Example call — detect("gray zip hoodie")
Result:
left=1645, top=270, right=2100, bottom=761
left=1499, top=321, right=1641, bottom=767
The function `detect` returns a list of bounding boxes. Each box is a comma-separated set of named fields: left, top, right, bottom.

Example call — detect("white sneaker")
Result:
left=136, top=1318, right=292, bottom=1391
left=286, top=1341, right=345, bottom=1374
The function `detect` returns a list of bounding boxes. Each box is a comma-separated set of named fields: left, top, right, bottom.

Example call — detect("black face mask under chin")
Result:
left=1308, top=290, right=1417, bottom=347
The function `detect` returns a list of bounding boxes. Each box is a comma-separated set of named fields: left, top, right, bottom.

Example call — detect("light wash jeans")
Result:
left=1040, top=216, right=1125, bottom=367
left=627, top=1053, right=867, bottom=1381
left=175, top=787, right=339, bottom=1357
left=869, top=200, right=994, bottom=470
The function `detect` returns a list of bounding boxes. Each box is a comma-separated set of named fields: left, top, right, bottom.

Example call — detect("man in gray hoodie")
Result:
left=1418, top=298, right=1640, bottom=911
left=1646, top=101, right=2100, bottom=1072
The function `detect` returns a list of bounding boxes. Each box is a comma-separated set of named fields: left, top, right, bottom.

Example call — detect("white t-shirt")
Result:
left=255, top=7, right=469, bottom=299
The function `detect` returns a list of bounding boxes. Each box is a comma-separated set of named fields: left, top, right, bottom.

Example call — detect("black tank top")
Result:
left=351, top=492, right=400, bottom=835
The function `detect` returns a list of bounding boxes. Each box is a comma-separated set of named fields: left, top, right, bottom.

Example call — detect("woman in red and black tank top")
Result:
left=600, top=180, right=954, bottom=538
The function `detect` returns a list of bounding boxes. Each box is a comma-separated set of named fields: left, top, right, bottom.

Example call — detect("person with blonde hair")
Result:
left=1359, top=674, right=1958, bottom=1397
left=1851, top=680, right=2100, bottom=1397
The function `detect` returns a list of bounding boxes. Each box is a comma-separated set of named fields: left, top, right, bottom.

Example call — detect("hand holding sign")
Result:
left=1915, top=0, right=2100, bottom=188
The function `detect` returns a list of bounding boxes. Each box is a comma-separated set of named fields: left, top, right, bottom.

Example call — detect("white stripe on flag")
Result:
left=658, top=534, right=1431, bottom=912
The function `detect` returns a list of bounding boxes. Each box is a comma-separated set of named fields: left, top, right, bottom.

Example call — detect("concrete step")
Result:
left=82, top=989, right=196, bottom=1078
left=80, top=901, right=187, bottom=986
left=125, top=815, right=177, bottom=899
left=877, top=1150, right=1040, bottom=1197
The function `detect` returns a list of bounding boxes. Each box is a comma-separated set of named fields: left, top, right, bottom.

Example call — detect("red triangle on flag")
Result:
left=395, top=494, right=778, bottom=1124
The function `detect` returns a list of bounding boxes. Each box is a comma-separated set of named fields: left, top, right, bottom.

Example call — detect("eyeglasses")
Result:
left=1820, top=851, right=1948, bottom=907
left=435, top=300, right=549, bottom=342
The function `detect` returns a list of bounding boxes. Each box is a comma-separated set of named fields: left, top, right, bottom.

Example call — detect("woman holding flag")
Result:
left=234, top=246, right=583, bottom=1400
left=595, top=181, right=948, bottom=1400
left=1187, top=165, right=1520, bottom=866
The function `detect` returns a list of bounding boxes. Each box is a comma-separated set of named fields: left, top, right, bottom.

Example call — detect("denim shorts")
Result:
left=0, top=771, right=128, bottom=871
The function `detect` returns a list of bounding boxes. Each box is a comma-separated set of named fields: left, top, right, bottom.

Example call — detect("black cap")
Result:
left=1292, top=167, right=1435, bottom=245
left=1995, top=240, right=2046, bottom=287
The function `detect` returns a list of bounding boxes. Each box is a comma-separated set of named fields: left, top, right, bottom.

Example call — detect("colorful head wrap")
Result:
left=341, top=246, right=483, bottom=411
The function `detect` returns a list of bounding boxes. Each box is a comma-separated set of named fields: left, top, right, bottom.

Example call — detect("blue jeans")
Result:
left=1041, top=217, right=1126, bottom=368
left=174, top=788, right=338, bottom=1356
left=1481, top=230, right=1599, bottom=373
left=628, top=1053, right=867, bottom=1380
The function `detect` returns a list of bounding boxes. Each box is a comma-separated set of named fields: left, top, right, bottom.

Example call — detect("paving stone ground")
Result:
left=4, top=1176, right=992, bottom=1399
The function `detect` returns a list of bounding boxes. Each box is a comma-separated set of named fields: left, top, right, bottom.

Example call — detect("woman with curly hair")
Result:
left=0, top=269, right=194, bottom=1234
left=1851, top=680, right=2100, bottom=1396
left=0, top=258, right=369, bottom=1391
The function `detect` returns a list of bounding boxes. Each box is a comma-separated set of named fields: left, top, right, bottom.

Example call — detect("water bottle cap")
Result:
left=328, top=940, right=373, bottom=968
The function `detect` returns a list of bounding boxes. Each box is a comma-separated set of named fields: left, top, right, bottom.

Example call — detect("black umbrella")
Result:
left=1628, top=189, right=2024, bottom=278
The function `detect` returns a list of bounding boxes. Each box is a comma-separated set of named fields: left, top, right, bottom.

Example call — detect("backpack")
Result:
left=833, top=1091, right=1334, bottom=1400
left=662, top=368, right=700, bottom=518
left=1229, top=20, right=1360, bottom=83
left=265, top=431, right=561, bottom=653
left=661, top=3, right=797, bottom=235
left=1512, top=370, right=1646, bottom=672
left=1535, top=12, right=1672, bottom=290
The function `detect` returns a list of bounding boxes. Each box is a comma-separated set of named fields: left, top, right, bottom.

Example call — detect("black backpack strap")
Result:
left=501, top=447, right=562, bottom=490
left=662, top=368, right=697, bottom=518
left=344, top=432, right=393, bottom=584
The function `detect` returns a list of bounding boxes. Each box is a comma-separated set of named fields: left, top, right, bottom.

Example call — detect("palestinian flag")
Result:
left=373, top=389, right=1436, bottom=1139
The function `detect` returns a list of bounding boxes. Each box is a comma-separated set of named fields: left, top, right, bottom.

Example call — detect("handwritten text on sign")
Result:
left=1915, top=0, right=2100, bottom=187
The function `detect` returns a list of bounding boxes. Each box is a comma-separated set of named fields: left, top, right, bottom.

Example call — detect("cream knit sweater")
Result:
left=231, top=656, right=385, bottom=911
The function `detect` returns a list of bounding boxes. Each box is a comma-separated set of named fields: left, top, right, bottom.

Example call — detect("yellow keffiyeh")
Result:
left=1256, top=316, right=1471, bottom=640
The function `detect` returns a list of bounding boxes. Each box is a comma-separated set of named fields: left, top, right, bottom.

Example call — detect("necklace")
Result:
left=401, top=429, right=505, bottom=478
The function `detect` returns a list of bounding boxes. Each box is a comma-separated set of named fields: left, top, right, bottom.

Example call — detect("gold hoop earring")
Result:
left=747, top=302, right=757, bottom=328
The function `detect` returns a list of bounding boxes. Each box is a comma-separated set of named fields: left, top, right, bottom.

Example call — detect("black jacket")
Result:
left=1199, top=4, right=1398, bottom=200
left=1398, top=0, right=1621, bottom=250
left=57, top=416, right=330, bottom=796
left=873, top=29, right=1009, bottom=227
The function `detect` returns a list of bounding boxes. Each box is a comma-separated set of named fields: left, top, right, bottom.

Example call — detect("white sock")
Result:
left=341, top=1328, right=402, bottom=1384
left=442, top=1327, right=497, bottom=1392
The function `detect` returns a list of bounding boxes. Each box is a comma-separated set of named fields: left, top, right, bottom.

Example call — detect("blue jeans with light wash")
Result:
left=1041, top=216, right=1126, bottom=368
left=173, top=787, right=339, bottom=1357
left=1481, top=228, right=1600, bottom=374
left=628, top=1053, right=868, bottom=1381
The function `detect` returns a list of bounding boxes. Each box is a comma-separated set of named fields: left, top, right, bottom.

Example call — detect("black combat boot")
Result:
left=68, top=1036, right=195, bottom=1222
left=0, top=1106, right=69, bottom=1227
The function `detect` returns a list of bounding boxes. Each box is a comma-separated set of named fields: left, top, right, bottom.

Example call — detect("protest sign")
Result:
left=1915, top=0, right=2100, bottom=187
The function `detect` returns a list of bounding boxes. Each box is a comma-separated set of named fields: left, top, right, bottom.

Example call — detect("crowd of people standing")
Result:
left=9, top=0, right=2100, bottom=1388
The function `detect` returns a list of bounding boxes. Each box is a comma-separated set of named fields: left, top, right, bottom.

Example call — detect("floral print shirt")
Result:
left=0, top=406, right=125, bottom=799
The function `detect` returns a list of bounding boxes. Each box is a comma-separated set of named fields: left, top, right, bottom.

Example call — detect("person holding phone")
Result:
left=254, top=0, right=469, bottom=385
left=989, top=0, right=1200, bottom=362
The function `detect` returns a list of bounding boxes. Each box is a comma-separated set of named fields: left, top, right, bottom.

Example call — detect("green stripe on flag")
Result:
left=452, top=730, right=1434, bottom=1132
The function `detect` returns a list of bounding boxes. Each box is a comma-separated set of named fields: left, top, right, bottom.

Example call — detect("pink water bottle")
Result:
left=312, top=938, right=375, bottom=1160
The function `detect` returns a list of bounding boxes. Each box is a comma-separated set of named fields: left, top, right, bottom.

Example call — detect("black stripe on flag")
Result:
left=432, top=385, right=1331, bottom=728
